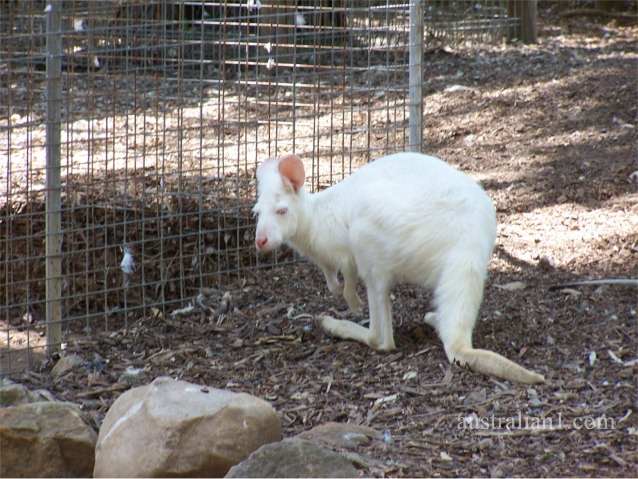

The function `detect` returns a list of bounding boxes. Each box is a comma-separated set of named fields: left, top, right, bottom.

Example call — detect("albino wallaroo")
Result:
left=253, top=152, right=544, bottom=384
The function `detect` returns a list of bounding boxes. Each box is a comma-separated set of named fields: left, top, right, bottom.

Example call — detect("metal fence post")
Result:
left=409, top=0, right=424, bottom=152
left=507, top=0, right=538, bottom=44
left=46, top=0, right=63, bottom=355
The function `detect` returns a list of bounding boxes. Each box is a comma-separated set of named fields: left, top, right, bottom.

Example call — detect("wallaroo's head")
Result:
left=253, top=154, right=306, bottom=253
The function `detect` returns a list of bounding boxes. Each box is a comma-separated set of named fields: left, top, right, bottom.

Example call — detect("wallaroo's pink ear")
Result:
left=278, top=154, right=305, bottom=193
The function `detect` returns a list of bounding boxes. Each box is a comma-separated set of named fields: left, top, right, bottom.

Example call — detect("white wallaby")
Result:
left=253, top=152, right=545, bottom=384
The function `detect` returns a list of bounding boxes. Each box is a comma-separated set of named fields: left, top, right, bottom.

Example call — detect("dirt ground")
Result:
left=10, top=12, right=638, bottom=478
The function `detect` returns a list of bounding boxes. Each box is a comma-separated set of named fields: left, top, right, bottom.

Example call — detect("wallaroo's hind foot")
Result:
left=448, top=346, right=545, bottom=384
left=319, top=315, right=396, bottom=352
left=320, top=315, right=342, bottom=336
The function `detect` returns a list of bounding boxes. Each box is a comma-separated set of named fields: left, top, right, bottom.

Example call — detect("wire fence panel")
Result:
left=1, top=0, right=520, bottom=373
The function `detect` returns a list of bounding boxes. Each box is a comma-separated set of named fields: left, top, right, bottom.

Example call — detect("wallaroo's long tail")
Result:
left=436, top=257, right=545, bottom=385
left=454, top=347, right=545, bottom=384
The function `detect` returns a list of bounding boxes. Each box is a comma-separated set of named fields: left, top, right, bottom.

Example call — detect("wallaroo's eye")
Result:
left=276, top=207, right=288, bottom=216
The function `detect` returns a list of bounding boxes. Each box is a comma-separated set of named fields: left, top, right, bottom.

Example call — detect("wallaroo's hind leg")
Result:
left=320, top=276, right=395, bottom=351
left=434, top=261, right=545, bottom=384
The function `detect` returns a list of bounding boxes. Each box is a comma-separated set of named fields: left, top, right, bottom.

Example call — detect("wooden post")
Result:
left=409, top=0, right=424, bottom=152
left=46, top=0, right=63, bottom=355
left=508, top=0, right=538, bottom=44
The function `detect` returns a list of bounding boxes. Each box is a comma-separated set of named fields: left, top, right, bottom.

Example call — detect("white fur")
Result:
left=254, top=152, right=544, bottom=384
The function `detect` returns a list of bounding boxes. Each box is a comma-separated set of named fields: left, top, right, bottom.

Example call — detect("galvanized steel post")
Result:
left=45, top=0, right=63, bottom=355
left=409, top=0, right=424, bottom=152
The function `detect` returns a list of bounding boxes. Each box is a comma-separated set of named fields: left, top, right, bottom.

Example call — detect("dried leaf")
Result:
left=373, top=393, right=399, bottom=408
left=402, top=371, right=417, bottom=381
left=440, top=451, right=453, bottom=462
left=463, top=388, right=487, bottom=405
left=608, top=350, right=624, bottom=365
left=291, top=391, right=310, bottom=401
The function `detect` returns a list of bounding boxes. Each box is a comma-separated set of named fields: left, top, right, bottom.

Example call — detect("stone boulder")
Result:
left=0, top=379, right=56, bottom=407
left=0, top=380, right=43, bottom=407
left=225, top=438, right=360, bottom=478
left=94, top=376, right=282, bottom=478
left=51, top=353, right=85, bottom=378
left=0, top=401, right=97, bottom=477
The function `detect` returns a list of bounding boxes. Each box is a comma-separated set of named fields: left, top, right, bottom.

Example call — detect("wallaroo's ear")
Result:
left=278, top=154, right=305, bottom=193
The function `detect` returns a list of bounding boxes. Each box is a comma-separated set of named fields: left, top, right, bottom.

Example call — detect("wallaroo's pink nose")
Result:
left=255, top=236, right=268, bottom=250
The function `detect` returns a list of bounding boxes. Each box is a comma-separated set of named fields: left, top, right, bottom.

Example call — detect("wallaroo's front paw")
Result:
left=369, top=338, right=397, bottom=352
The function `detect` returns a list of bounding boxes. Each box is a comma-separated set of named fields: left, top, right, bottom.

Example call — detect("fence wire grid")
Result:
left=1, top=0, right=520, bottom=373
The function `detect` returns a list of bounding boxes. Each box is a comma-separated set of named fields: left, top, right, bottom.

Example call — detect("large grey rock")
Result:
left=0, top=401, right=97, bottom=477
left=0, top=379, right=56, bottom=408
left=0, top=382, right=42, bottom=407
left=225, top=438, right=360, bottom=478
left=94, top=377, right=282, bottom=478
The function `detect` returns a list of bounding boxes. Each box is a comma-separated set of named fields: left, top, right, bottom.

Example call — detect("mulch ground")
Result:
left=12, top=11, right=638, bottom=478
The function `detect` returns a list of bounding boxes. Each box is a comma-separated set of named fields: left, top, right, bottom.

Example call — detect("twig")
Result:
left=170, top=304, right=196, bottom=318
left=76, top=383, right=129, bottom=398
left=549, top=278, right=638, bottom=290
left=254, top=334, right=298, bottom=345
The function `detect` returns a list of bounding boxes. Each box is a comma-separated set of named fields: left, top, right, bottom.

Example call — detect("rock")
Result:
left=51, top=353, right=85, bottom=378
left=0, top=382, right=43, bottom=407
left=117, top=366, right=147, bottom=387
left=463, top=134, right=477, bottom=146
left=94, top=377, right=281, bottom=477
left=225, top=438, right=360, bottom=478
left=296, top=422, right=381, bottom=449
left=33, top=388, right=58, bottom=402
left=0, top=401, right=97, bottom=477
left=0, top=378, right=56, bottom=407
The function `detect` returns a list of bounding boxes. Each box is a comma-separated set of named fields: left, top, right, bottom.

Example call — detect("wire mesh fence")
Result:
left=1, top=0, right=520, bottom=373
